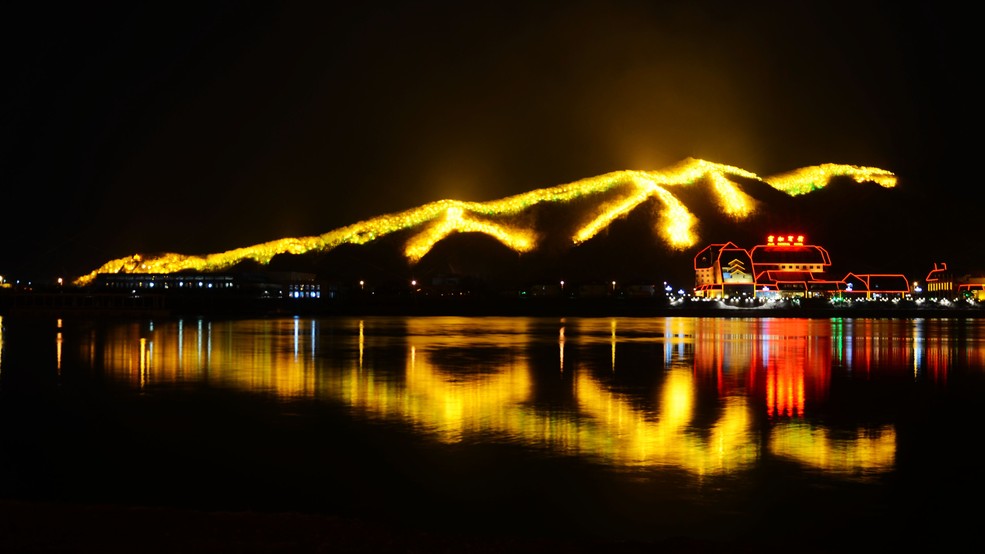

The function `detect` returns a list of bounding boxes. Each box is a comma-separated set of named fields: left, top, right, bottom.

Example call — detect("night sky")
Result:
left=0, top=1, right=969, bottom=282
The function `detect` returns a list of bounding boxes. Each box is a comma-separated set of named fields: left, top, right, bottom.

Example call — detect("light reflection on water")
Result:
left=5, top=313, right=985, bottom=548
left=53, top=315, right=980, bottom=479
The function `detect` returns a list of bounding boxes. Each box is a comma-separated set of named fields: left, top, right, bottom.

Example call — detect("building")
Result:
left=91, top=271, right=322, bottom=299
left=694, top=234, right=910, bottom=300
left=924, top=262, right=985, bottom=301
left=694, top=242, right=755, bottom=298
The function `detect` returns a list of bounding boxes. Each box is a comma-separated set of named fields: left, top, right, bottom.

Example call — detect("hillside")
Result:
left=69, top=159, right=970, bottom=289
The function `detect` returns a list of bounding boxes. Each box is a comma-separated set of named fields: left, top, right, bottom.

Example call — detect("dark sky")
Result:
left=0, top=1, right=968, bottom=281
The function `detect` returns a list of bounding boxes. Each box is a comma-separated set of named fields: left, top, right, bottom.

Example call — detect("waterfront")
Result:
left=1, top=314, right=983, bottom=552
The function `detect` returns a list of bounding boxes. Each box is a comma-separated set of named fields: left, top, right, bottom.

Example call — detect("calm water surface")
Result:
left=1, top=314, right=983, bottom=550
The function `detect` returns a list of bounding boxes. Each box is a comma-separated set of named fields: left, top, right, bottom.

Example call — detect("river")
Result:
left=1, top=314, right=982, bottom=551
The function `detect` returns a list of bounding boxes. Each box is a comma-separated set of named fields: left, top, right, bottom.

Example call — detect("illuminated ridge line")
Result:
left=73, top=159, right=895, bottom=286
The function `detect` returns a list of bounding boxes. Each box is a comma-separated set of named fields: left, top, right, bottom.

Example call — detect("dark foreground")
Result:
left=0, top=500, right=841, bottom=554
left=0, top=310, right=973, bottom=554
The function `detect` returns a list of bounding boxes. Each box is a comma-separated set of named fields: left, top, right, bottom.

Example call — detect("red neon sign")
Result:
left=766, top=234, right=806, bottom=246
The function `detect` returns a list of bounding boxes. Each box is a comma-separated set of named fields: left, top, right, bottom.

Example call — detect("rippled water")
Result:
left=1, top=314, right=983, bottom=550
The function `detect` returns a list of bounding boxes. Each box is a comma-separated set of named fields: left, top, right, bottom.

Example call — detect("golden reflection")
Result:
left=56, top=318, right=63, bottom=372
left=75, top=316, right=985, bottom=478
left=94, top=319, right=316, bottom=396
left=610, top=319, right=616, bottom=371
left=559, top=322, right=565, bottom=372
left=575, top=368, right=759, bottom=473
left=72, top=160, right=895, bottom=286
left=770, top=423, right=896, bottom=475
left=139, top=337, right=149, bottom=388
left=324, top=332, right=759, bottom=473
left=398, top=346, right=533, bottom=443
left=689, top=317, right=897, bottom=476
left=57, top=331, right=63, bottom=373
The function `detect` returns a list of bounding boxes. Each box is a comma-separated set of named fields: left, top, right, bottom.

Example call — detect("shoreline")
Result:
left=2, top=290, right=983, bottom=319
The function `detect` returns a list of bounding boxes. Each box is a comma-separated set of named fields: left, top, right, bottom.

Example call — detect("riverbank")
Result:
left=2, top=289, right=983, bottom=319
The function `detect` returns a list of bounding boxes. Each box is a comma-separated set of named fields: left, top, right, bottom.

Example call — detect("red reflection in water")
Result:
left=691, top=318, right=758, bottom=396
left=692, top=319, right=831, bottom=420
left=758, top=319, right=830, bottom=420
left=692, top=317, right=985, bottom=420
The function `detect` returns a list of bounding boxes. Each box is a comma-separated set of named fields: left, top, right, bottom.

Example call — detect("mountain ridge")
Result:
left=68, top=158, right=960, bottom=288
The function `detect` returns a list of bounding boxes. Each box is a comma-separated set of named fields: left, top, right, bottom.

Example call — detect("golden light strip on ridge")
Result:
left=403, top=206, right=536, bottom=263
left=72, top=159, right=895, bottom=285
left=764, top=164, right=897, bottom=195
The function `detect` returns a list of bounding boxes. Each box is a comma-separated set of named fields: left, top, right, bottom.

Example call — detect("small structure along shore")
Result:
left=2, top=288, right=982, bottom=319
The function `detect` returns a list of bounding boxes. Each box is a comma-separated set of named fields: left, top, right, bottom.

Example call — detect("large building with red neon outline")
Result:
left=693, top=234, right=910, bottom=299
